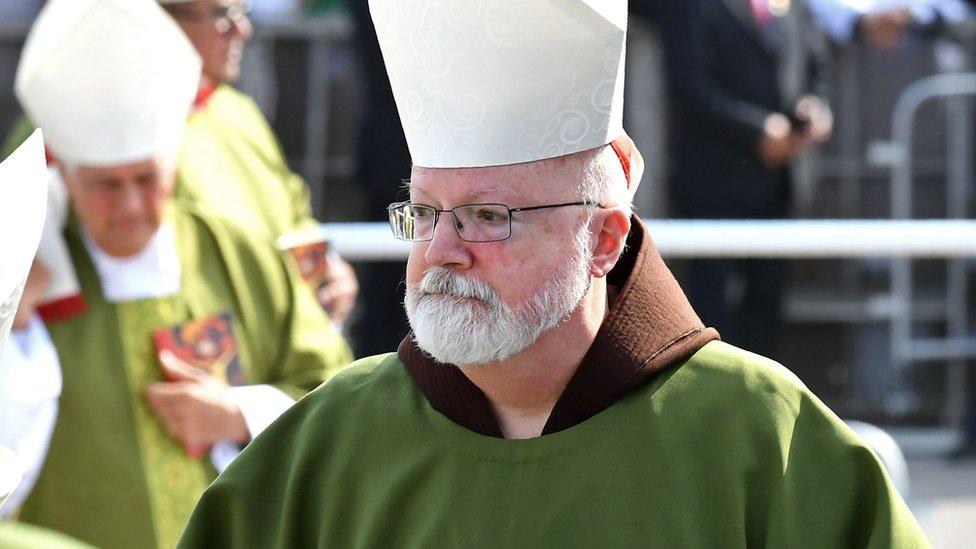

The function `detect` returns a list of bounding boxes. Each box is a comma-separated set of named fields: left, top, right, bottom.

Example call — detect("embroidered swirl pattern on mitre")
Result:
left=371, top=0, right=627, bottom=168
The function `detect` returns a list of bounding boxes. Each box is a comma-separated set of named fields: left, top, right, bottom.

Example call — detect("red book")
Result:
left=152, top=311, right=245, bottom=386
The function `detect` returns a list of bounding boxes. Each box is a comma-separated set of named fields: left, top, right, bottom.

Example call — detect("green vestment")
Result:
left=1, top=118, right=35, bottom=160
left=175, top=85, right=317, bottom=241
left=179, top=342, right=928, bottom=548
left=18, top=205, right=353, bottom=549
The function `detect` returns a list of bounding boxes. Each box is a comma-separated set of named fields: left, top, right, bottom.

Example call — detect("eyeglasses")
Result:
left=166, top=1, right=251, bottom=33
left=388, top=201, right=603, bottom=243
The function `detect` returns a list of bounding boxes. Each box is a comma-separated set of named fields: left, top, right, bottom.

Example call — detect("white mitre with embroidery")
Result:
left=15, top=0, right=201, bottom=166
left=0, top=131, right=46, bottom=353
left=369, top=0, right=627, bottom=168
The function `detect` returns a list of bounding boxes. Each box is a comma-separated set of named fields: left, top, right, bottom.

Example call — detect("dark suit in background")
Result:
left=663, top=0, right=830, bottom=359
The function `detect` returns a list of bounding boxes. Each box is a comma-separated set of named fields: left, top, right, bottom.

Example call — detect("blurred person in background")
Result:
left=806, top=0, right=972, bottom=48
left=663, top=0, right=833, bottom=361
left=7, top=1, right=352, bottom=547
left=4, top=0, right=361, bottom=328
left=151, top=0, right=359, bottom=325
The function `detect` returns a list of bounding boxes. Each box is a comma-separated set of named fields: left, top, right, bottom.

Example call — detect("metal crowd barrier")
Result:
left=881, top=72, right=976, bottom=425
left=321, top=219, right=976, bottom=261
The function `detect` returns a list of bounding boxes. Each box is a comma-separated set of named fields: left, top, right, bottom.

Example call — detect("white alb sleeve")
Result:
left=0, top=314, right=61, bottom=517
left=209, top=384, right=295, bottom=473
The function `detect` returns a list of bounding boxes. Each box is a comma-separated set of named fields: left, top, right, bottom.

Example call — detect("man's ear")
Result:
left=589, top=209, right=630, bottom=278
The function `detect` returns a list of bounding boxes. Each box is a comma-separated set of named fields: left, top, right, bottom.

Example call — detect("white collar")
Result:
left=83, top=222, right=182, bottom=303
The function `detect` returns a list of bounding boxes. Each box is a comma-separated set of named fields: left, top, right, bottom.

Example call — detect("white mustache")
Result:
left=416, top=268, right=500, bottom=306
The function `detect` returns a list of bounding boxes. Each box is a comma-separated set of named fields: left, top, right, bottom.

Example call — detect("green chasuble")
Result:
left=175, top=85, right=317, bottom=240
left=1, top=117, right=35, bottom=160
left=180, top=342, right=928, bottom=548
left=18, top=205, right=353, bottom=549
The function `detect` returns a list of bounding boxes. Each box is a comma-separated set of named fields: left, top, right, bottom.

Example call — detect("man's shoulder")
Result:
left=202, top=85, right=268, bottom=125
left=663, top=340, right=815, bottom=425
left=298, top=352, right=412, bottom=415
left=219, top=353, right=411, bottom=475
left=683, top=340, right=808, bottom=397
left=646, top=341, right=871, bottom=475
left=187, top=85, right=282, bottom=156
left=205, top=83, right=256, bottom=107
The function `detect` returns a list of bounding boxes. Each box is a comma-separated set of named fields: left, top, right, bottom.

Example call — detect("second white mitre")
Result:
left=14, top=0, right=201, bottom=167
left=370, top=0, right=627, bottom=168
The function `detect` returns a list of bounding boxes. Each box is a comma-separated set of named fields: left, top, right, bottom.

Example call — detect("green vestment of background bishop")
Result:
left=17, top=205, right=353, bottom=549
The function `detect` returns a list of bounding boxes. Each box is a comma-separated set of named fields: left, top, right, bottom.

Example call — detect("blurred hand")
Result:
left=146, top=351, right=249, bottom=457
left=316, top=255, right=359, bottom=324
left=859, top=8, right=911, bottom=51
left=794, top=95, right=833, bottom=146
left=13, top=260, right=51, bottom=330
left=758, top=112, right=797, bottom=167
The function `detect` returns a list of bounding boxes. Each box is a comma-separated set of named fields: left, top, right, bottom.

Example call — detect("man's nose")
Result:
left=423, top=212, right=472, bottom=269
left=115, top=184, right=143, bottom=215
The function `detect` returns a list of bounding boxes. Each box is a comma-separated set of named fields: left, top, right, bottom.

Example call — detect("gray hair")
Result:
left=576, top=145, right=634, bottom=217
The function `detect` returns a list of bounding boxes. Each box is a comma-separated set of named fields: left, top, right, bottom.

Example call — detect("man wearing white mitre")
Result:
left=181, top=1, right=928, bottom=547
left=7, top=1, right=351, bottom=547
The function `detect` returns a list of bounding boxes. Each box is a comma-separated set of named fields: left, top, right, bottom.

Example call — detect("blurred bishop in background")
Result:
left=6, top=1, right=352, bottom=547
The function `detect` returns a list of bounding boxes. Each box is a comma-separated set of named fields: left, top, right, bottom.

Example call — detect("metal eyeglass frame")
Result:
left=387, top=201, right=604, bottom=243
left=166, top=1, right=251, bottom=33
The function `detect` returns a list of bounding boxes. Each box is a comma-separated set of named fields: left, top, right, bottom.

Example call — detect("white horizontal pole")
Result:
left=320, top=220, right=976, bottom=261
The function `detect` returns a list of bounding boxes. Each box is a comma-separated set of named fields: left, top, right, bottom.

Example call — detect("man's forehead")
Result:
left=410, top=179, right=526, bottom=202
left=410, top=157, right=579, bottom=201
left=76, top=157, right=162, bottom=179
left=171, top=0, right=236, bottom=9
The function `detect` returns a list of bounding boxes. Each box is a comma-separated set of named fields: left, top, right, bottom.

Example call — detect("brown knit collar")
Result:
left=397, top=217, right=719, bottom=438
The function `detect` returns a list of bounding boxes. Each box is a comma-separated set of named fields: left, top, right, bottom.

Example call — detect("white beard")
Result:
left=404, top=222, right=593, bottom=366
